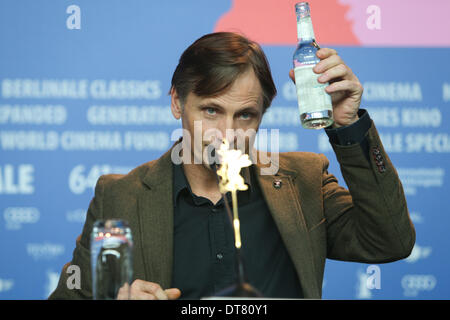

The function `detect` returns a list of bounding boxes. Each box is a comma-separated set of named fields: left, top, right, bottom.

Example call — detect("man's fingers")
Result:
left=325, top=79, right=363, bottom=95
left=165, top=288, right=182, bottom=300
left=116, top=283, right=130, bottom=300
left=317, top=64, right=349, bottom=83
left=317, top=47, right=337, bottom=59
left=141, top=281, right=169, bottom=300
left=118, top=281, right=156, bottom=300
left=131, top=279, right=169, bottom=300
left=313, top=54, right=342, bottom=73
left=131, top=291, right=157, bottom=300
left=134, top=281, right=181, bottom=300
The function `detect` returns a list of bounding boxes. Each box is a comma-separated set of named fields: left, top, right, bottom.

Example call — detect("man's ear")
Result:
left=170, top=87, right=183, bottom=120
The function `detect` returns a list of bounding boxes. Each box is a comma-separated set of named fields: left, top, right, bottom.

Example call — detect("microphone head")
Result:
left=207, top=144, right=218, bottom=172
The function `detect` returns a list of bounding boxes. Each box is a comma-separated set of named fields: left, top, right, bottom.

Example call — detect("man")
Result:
left=49, top=32, right=415, bottom=300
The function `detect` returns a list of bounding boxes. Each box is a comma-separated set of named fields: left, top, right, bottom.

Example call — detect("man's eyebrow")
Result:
left=197, top=102, right=225, bottom=111
left=237, top=106, right=260, bottom=113
left=197, top=103, right=261, bottom=113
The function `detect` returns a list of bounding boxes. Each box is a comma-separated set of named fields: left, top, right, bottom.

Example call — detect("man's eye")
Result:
left=205, top=108, right=216, bottom=115
left=239, top=112, right=252, bottom=120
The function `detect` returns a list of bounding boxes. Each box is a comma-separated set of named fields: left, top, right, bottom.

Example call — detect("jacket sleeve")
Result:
left=322, top=122, right=416, bottom=263
left=48, top=176, right=105, bottom=299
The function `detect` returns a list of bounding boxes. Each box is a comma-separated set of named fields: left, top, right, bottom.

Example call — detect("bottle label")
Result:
left=294, top=64, right=332, bottom=115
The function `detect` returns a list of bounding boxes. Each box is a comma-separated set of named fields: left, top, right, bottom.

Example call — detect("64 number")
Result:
left=69, top=165, right=111, bottom=194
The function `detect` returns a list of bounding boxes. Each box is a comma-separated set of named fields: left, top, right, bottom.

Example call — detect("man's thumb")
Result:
left=165, top=288, right=181, bottom=300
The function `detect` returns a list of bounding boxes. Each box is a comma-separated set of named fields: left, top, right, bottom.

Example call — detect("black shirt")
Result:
left=171, top=164, right=304, bottom=299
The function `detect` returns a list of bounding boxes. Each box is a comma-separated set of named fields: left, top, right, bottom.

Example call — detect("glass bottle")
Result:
left=293, top=2, right=334, bottom=129
left=91, top=219, right=133, bottom=299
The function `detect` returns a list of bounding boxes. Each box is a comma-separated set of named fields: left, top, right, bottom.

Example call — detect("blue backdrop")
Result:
left=0, top=0, right=449, bottom=299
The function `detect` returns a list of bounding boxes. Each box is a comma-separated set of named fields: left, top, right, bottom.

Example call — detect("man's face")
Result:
left=171, top=68, right=264, bottom=168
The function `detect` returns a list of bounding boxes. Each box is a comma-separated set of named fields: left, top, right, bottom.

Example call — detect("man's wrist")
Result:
left=325, top=109, right=371, bottom=146
left=331, top=114, right=360, bottom=129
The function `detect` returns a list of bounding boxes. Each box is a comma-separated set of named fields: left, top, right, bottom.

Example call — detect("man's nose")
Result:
left=216, top=116, right=236, bottom=138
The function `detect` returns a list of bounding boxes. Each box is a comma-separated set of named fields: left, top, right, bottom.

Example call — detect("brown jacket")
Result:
left=49, top=123, right=415, bottom=299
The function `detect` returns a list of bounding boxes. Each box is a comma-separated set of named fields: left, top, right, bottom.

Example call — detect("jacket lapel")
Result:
left=137, top=148, right=174, bottom=289
left=254, top=161, right=320, bottom=299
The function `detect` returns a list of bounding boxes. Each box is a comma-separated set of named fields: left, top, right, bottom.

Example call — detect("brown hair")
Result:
left=170, top=32, right=277, bottom=112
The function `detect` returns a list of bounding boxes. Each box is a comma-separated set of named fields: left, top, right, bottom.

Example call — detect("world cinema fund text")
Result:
left=0, top=129, right=299, bottom=153
left=0, top=130, right=171, bottom=151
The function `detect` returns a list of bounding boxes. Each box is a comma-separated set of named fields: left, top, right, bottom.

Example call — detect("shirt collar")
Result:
left=172, top=163, right=253, bottom=207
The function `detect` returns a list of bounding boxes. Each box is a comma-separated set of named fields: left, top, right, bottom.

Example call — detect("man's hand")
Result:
left=289, top=48, right=363, bottom=128
left=116, top=279, right=181, bottom=300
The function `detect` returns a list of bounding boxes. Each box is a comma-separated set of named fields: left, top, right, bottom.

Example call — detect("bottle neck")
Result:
left=297, top=15, right=315, bottom=43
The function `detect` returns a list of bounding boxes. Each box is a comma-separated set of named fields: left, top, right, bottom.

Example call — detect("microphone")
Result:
left=207, top=144, right=262, bottom=298
left=207, top=144, right=218, bottom=173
